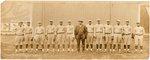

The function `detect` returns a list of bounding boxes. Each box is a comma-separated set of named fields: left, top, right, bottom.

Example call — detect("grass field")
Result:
left=1, top=35, right=149, bottom=59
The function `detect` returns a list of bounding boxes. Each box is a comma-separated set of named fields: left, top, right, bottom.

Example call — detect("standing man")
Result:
left=94, top=19, right=104, bottom=52
left=15, top=21, right=25, bottom=53
left=34, top=21, right=45, bottom=52
left=86, top=20, right=94, bottom=51
left=24, top=21, right=33, bottom=52
left=104, top=20, right=113, bottom=52
left=46, top=20, right=56, bottom=52
left=75, top=20, right=88, bottom=52
left=56, top=20, right=66, bottom=52
left=66, top=20, right=75, bottom=52
left=113, top=20, right=123, bottom=53
left=133, top=22, right=145, bottom=53
left=122, top=20, right=132, bottom=53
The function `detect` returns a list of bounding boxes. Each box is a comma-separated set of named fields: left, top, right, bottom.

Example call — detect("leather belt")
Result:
left=135, top=34, right=143, bottom=36
left=105, top=33, right=111, bottom=34
left=36, top=33, right=44, bottom=34
left=47, top=33, right=55, bottom=34
left=17, top=34, right=24, bottom=36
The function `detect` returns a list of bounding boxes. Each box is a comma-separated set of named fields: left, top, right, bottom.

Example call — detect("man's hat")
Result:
left=59, top=20, right=63, bottom=22
left=38, top=21, right=42, bottom=24
left=88, top=20, right=92, bottom=22
left=97, top=18, right=100, bottom=21
left=136, top=22, right=140, bottom=24
left=68, top=20, right=71, bottom=22
left=125, top=20, right=129, bottom=22
left=49, top=20, right=53, bottom=22
left=106, top=20, right=110, bottom=22
left=18, top=21, right=23, bottom=23
left=78, top=20, right=83, bottom=22
left=117, top=20, right=120, bottom=22
left=27, top=21, right=31, bottom=23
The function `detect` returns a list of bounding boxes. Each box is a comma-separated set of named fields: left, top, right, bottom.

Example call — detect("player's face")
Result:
left=79, top=21, right=82, bottom=25
left=107, top=21, right=110, bottom=25
left=97, top=21, right=100, bottom=24
left=68, top=22, right=71, bottom=25
left=89, top=21, right=92, bottom=25
left=60, top=22, right=63, bottom=25
left=137, top=23, right=140, bottom=27
left=50, top=21, right=53, bottom=25
left=18, top=22, right=23, bottom=26
left=38, top=23, right=42, bottom=26
left=27, top=22, right=30, bottom=26
left=126, top=21, right=129, bottom=25
left=117, top=21, right=120, bottom=25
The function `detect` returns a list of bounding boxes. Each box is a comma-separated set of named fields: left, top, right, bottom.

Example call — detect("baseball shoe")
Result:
left=104, top=49, right=107, bottom=53
left=134, top=49, right=137, bottom=53
left=90, top=49, right=93, bottom=51
left=140, top=49, right=143, bottom=53
left=127, top=49, right=130, bottom=53
left=112, top=49, right=115, bottom=53
left=86, top=49, right=88, bottom=51
left=119, top=49, right=121, bottom=54
left=57, top=49, right=60, bottom=52
left=15, top=49, right=18, bottom=53
left=62, top=49, right=65, bottom=51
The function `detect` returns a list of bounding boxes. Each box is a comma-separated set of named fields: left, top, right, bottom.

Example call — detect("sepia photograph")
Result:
left=1, top=0, right=149, bottom=59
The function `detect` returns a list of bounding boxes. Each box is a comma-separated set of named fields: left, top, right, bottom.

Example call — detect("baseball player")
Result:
left=14, top=21, right=25, bottom=53
left=56, top=21, right=66, bottom=52
left=94, top=19, right=104, bottom=52
left=34, top=21, right=45, bottom=52
left=86, top=20, right=94, bottom=51
left=66, top=20, right=75, bottom=52
left=104, top=20, right=113, bottom=52
left=24, top=21, right=33, bottom=52
left=133, top=22, right=145, bottom=53
left=45, top=20, right=56, bottom=52
left=113, top=20, right=123, bottom=53
left=122, top=20, right=132, bottom=53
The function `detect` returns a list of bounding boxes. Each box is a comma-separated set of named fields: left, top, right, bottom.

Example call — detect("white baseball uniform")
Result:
left=104, top=24, right=113, bottom=44
left=86, top=24, right=94, bottom=44
left=113, top=25, right=122, bottom=44
left=15, top=26, right=25, bottom=45
left=123, top=25, right=132, bottom=45
left=66, top=25, right=75, bottom=45
left=46, top=25, right=56, bottom=44
left=56, top=25, right=66, bottom=45
left=24, top=26, right=33, bottom=45
left=94, top=24, right=104, bottom=44
left=134, top=26, right=145, bottom=46
left=34, top=26, right=45, bottom=45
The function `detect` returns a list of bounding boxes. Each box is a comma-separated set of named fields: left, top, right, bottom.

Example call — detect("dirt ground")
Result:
left=1, top=35, right=149, bottom=59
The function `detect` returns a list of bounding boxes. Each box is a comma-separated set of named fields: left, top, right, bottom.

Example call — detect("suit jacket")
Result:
left=74, top=24, right=88, bottom=39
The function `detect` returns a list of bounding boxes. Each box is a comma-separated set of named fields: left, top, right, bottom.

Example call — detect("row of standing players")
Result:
left=15, top=19, right=145, bottom=54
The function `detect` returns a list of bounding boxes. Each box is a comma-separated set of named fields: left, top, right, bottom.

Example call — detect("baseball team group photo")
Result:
left=1, top=1, right=149, bottom=59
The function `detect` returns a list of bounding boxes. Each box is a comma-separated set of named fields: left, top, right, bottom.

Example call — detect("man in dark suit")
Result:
left=74, top=20, right=88, bottom=52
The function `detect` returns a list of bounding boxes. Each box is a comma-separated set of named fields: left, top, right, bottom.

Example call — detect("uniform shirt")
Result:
left=86, top=24, right=94, bottom=33
left=104, top=24, right=112, bottom=34
left=113, top=25, right=122, bottom=34
left=46, top=25, right=56, bottom=34
left=94, top=24, right=103, bottom=33
left=25, top=26, right=33, bottom=34
left=66, top=25, right=74, bottom=34
left=56, top=25, right=65, bottom=33
left=123, top=25, right=131, bottom=34
left=134, top=26, right=145, bottom=35
left=15, top=26, right=25, bottom=35
left=35, top=26, right=45, bottom=34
